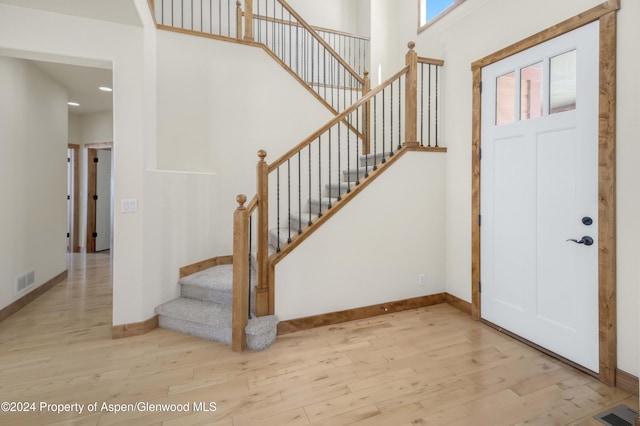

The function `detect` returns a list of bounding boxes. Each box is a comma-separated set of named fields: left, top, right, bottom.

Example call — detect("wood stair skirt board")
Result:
left=0, top=270, right=67, bottom=324
left=111, top=315, right=159, bottom=339
left=277, top=293, right=472, bottom=335
left=179, top=255, right=233, bottom=278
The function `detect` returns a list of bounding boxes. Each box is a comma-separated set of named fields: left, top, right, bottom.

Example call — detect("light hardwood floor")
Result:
left=0, top=253, right=636, bottom=425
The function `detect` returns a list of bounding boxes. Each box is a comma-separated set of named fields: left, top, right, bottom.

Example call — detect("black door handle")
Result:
left=566, top=236, right=594, bottom=246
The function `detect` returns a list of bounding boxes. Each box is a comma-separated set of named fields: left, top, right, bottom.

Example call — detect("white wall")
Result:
left=69, top=114, right=81, bottom=144
left=142, top=170, right=220, bottom=315
left=369, top=0, right=402, bottom=86
left=0, top=56, right=68, bottom=311
left=276, top=152, right=446, bottom=320
left=287, top=0, right=360, bottom=34
left=79, top=111, right=113, bottom=143
left=156, top=30, right=334, bottom=255
left=405, top=0, right=638, bottom=376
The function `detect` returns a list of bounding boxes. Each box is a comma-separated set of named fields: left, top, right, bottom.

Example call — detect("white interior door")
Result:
left=481, top=22, right=599, bottom=372
left=95, top=149, right=112, bottom=252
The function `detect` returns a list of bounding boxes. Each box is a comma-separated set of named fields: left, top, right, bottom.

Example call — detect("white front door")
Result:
left=480, top=22, right=599, bottom=372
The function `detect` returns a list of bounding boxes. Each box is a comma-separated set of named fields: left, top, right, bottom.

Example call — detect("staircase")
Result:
left=155, top=264, right=279, bottom=350
left=154, top=150, right=389, bottom=350
left=149, top=1, right=444, bottom=352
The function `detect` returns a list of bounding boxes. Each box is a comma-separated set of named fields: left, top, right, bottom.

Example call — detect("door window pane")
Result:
left=520, top=62, right=543, bottom=120
left=550, top=50, right=577, bottom=114
left=496, top=71, right=515, bottom=125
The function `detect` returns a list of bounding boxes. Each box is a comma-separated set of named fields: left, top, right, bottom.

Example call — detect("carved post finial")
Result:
left=408, top=41, right=416, bottom=50
left=236, top=194, right=247, bottom=208
left=258, top=150, right=267, bottom=161
left=364, top=70, right=369, bottom=78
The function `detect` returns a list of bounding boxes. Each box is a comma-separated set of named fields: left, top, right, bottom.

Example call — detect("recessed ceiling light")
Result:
left=68, top=102, right=80, bottom=106
left=99, top=86, right=113, bottom=92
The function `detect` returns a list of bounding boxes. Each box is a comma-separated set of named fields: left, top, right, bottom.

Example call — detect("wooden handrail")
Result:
left=418, top=57, right=445, bottom=66
left=312, top=25, right=370, bottom=41
left=268, top=65, right=410, bottom=173
left=246, top=194, right=258, bottom=213
left=276, top=0, right=364, bottom=86
left=252, top=15, right=370, bottom=42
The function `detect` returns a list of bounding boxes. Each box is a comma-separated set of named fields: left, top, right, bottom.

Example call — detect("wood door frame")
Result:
left=470, top=0, right=618, bottom=385
left=85, top=142, right=113, bottom=253
left=68, top=144, right=80, bottom=253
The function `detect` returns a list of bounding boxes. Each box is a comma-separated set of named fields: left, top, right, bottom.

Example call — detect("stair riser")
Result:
left=324, top=183, right=351, bottom=198
left=269, top=230, right=296, bottom=250
left=359, top=152, right=391, bottom=167
left=308, top=199, right=334, bottom=215
left=159, top=316, right=231, bottom=345
left=182, top=286, right=232, bottom=306
left=342, top=169, right=371, bottom=183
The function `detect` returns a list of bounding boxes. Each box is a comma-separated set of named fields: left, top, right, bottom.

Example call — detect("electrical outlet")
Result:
left=419, top=274, right=426, bottom=286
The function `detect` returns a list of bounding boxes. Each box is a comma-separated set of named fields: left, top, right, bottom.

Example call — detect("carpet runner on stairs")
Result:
left=155, top=264, right=278, bottom=351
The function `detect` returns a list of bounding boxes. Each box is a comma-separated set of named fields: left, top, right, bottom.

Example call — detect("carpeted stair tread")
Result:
left=156, top=298, right=231, bottom=326
left=342, top=165, right=376, bottom=183
left=324, top=182, right=353, bottom=198
left=179, top=264, right=233, bottom=291
left=179, top=264, right=256, bottom=305
left=308, top=196, right=338, bottom=215
left=359, top=151, right=393, bottom=167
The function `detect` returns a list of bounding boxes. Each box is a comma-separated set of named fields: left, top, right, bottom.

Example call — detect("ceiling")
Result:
left=31, top=61, right=114, bottom=115
left=0, top=0, right=142, bottom=27
left=0, top=0, right=142, bottom=115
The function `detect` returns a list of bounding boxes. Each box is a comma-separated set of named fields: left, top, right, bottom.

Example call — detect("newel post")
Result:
left=362, top=70, right=371, bottom=154
left=255, top=150, right=270, bottom=316
left=404, top=41, right=419, bottom=147
left=232, top=194, right=249, bottom=352
left=236, top=1, right=243, bottom=40
left=244, top=0, right=254, bottom=41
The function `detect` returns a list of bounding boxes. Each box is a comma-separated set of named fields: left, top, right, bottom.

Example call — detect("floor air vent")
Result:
left=594, top=405, right=638, bottom=426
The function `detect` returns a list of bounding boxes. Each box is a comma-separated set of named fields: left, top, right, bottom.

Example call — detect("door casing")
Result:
left=85, top=142, right=113, bottom=253
left=470, top=0, right=618, bottom=385
left=68, top=144, right=80, bottom=253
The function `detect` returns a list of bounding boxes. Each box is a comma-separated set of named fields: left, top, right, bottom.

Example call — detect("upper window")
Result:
left=419, top=0, right=466, bottom=31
